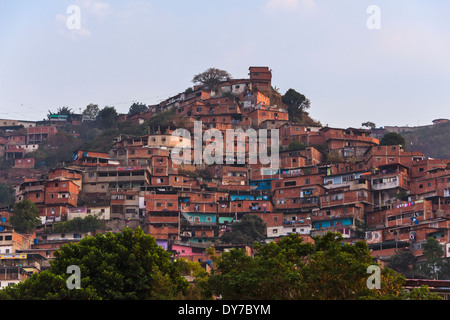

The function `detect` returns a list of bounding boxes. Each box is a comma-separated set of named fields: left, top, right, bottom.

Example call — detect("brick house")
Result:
left=14, top=158, right=35, bottom=169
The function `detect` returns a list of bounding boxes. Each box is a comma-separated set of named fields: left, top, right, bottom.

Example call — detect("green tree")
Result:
left=82, top=104, right=100, bottom=121
left=416, top=237, right=445, bottom=279
left=220, top=215, right=266, bottom=245
left=0, top=270, right=100, bottom=300
left=380, top=132, right=406, bottom=150
left=282, top=89, right=311, bottom=124
left=301, top=233, right=374, bottom=299
left=407, top=285, right=443, bottom=300
left=175, top=258, right=211, bottom=300
left=10, top=199, right=42, bottom=233
left=52, top=215, right=103, bottom=234
left=326, top=150, right=344, bottom=163
left=47, top=107, right=74, bottom=121
left=362, top=121, right=376, bottom=129
left=288, top=140, right=307, bottom=151
left=192, top=68, right=231, bottom=90
left=0, top=227, right=189, bottom=300
left=208, top=234, right=313, bottom=300
left=128, top=102, right=148, bottom=115
left=97, top=106, right=118, bottom=129
left=0, top=183, right=14, bottom=207
left=207, top=232, right=440, bottom=300
left=27, top=131, right=83, bottom=169
left=386, top=250, right=417, bottom=276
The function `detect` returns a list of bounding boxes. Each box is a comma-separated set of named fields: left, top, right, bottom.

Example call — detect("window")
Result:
left=305, top=178, right=310, bottom=184
left=331, top=194, right=344, bottom=201
left=5, top=235, right=12, bottom=241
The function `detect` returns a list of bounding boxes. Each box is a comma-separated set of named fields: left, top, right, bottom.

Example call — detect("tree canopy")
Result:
left=207, top=232, right=442, bottom=300
left=10, top=199, right=42, bottom=234
left=282, top=89, right=311, bottom=124
left=47, top=107, right=75, bottom=121
left=416, top=237, right=450, bottom=279
left=0, top=227, right=189, bottom=300
left=128, top=102, right=148, bottom=115
left=97, top=106, right=118, bottom=129
left=192, top=68, right=231, bottom=90
left=0, top=183, right=14, bottom=207
left=380, top=132, right=406, bottom=150
left=220, top=215, right=266, bottom=246
left=51, top=215, right=103, bottom=234
left=82, top=104, right=100, bottom=121
left=362, top=121, right=376, bottom=129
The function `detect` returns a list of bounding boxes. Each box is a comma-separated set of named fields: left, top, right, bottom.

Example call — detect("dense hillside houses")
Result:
left=1, top=66, right=450, bottom=289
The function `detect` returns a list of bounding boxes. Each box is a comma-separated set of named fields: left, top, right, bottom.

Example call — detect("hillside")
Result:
left=401, top=121, right=450, bottom=159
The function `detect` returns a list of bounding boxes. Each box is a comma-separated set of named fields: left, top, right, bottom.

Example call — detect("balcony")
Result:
left=371, top=178, right=400, bottom=191
left=301, top=196, right=320, bottom=206
left=180, top=212, right=216, bottom=226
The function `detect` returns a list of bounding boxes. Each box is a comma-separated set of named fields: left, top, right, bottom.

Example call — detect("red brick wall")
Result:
left=14, top=158, right=35, bottom=169
left=145, top=194, right=179, bottom=212
left=44, top=181, right=79, bottom=207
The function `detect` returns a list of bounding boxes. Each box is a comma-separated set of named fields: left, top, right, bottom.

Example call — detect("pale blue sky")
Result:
left=1, top=0, right=449, bottom=128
